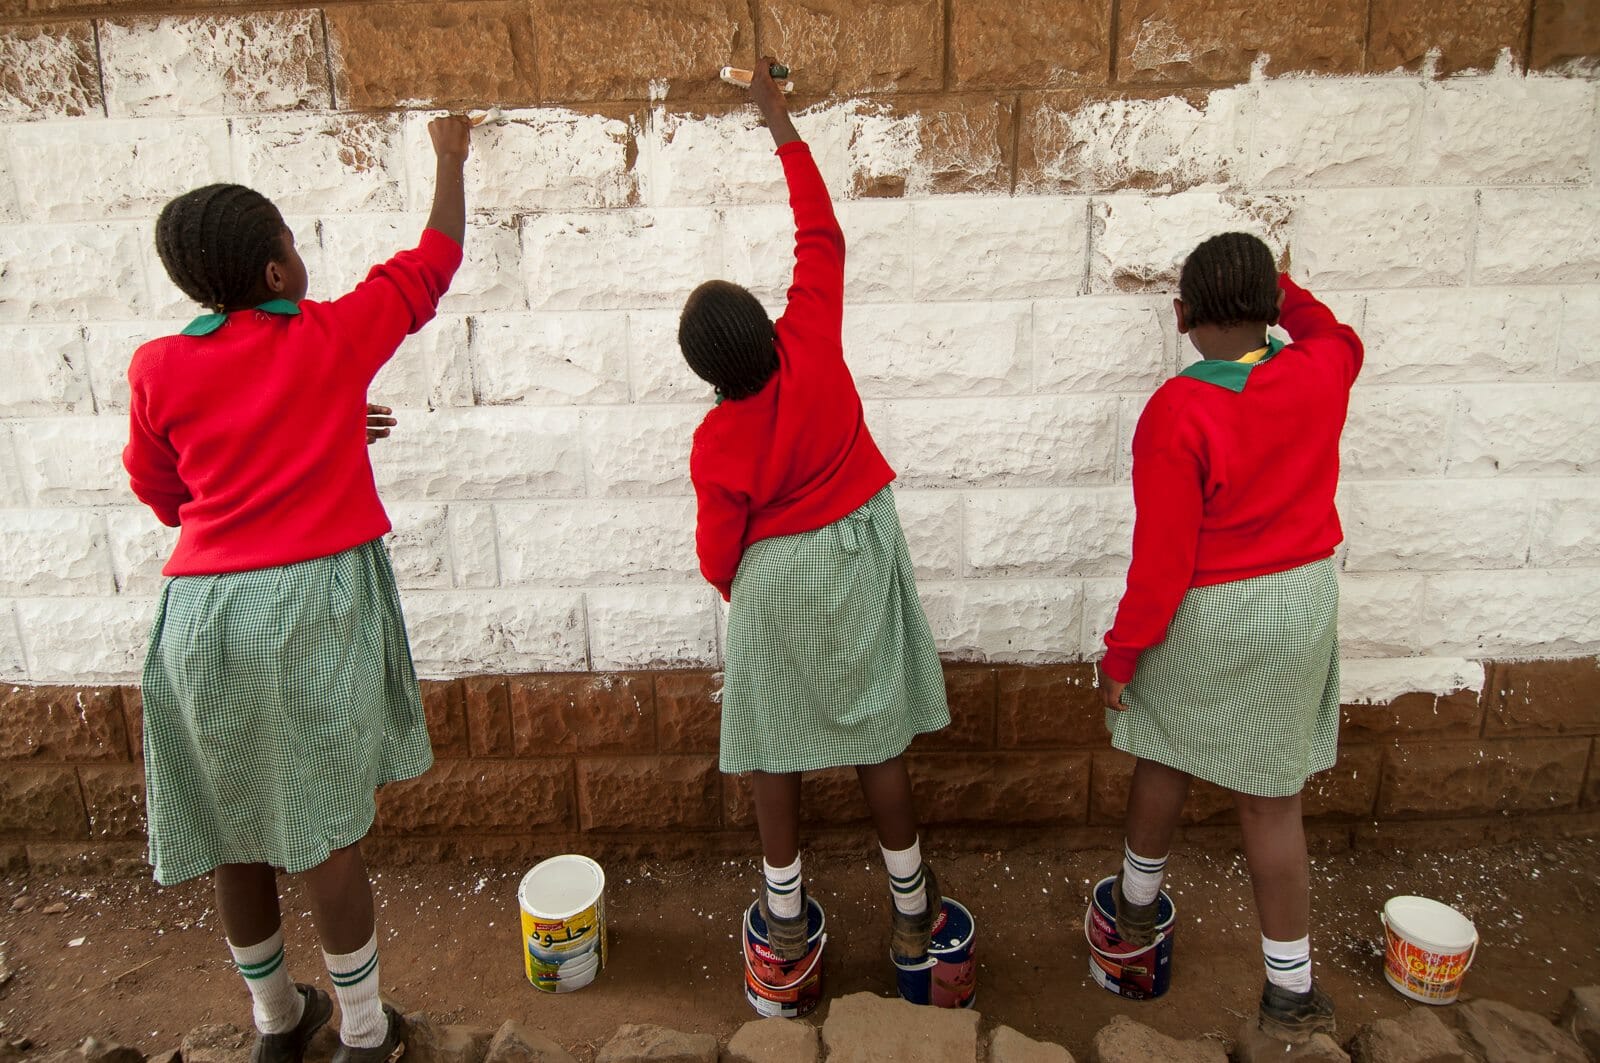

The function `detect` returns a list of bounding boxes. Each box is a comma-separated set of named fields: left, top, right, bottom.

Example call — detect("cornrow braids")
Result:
left=1178, top=232, right=1280, bottom=330
left=678, top=280, right=779, bottom=401
left=154, top=184, right=285, bottom=313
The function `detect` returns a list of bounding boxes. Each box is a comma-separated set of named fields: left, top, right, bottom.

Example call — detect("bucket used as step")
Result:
left=1381, top=895, right=1478, bottom=1005
left=894, top=898, right=977, bottom=1009
left=1084, top=875, right=1176, bottom=1001
left=743, top=896, right=827, bottom=1018
left=518, top=854, right=607, bottom=993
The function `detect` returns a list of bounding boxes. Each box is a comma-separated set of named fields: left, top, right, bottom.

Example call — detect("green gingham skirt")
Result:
left=720, top=487, right=950, bottom=774
left=141, top=538, right=432, bottom=885
left=1111, top=557, right=1340, bottom=798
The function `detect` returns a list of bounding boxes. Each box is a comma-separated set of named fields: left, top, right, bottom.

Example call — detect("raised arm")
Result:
left=1278, top=274, right=1364, bottom=387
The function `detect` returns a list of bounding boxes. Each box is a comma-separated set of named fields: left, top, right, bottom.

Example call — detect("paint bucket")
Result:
left=1381, top=895, right=1478, bottom=1005
left=518, top=855, right=607, bottom=993
left=1084, top=875, right=1176, bottom=1000
left=893, top=898, right=978, bottom=1009
left=742, top=896, right=827, bottom=1018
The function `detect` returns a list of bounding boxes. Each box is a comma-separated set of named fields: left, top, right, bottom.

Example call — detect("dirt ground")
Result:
left=1, top=838, right=1596, bottom=1062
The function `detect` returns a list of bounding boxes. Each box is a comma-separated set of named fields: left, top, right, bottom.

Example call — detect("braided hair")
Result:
left=678, top=280, right=779, bottom=401
left=154, top=184, right=285, bottom=313
left=1178, top=232, right=1279, bottom=329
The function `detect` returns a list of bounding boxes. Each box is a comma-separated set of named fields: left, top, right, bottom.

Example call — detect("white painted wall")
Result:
left=1, top=38, right=1597, bottom=699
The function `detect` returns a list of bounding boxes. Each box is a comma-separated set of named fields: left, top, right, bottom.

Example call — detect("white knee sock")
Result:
left=324, top=932, right=384, bottom=1048
left=229, top=929, right=305, bottom=1035
left=1263, top=934, right=1313, bottom=993
left=763, top=856, right=804, bottom=920
left=881, top=838, right=927, bottom=916
left=1120, top=842, right=1168, bottom=906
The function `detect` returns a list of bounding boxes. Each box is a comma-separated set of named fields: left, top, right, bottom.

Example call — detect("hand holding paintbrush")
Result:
left=740, top=56, right=801, bottom=148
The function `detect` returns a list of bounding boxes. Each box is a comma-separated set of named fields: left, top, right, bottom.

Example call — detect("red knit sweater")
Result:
left=1100, top=275, right=1364, bottom=683
left=690, top=141, right=895, bottom=600
left=124, top=228, right=462, bottom=576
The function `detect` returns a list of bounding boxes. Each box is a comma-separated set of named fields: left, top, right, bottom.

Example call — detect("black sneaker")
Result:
left=758, top=887, right=812, bottom=963
left=251, top=984, right=332, bottom=1063
left=1258, top=980, right=1336, bottom=1043
left=1112, top=870, right=1159, bottom=948
left=330, top=1006, right=406, bottom=1063
left=889, top=862, right=943, bottom=963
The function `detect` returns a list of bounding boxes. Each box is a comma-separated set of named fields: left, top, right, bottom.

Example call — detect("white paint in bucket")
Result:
left=518, top=854, right=607, bottom=993
left=1381, top=895, right=1478, bottom=1005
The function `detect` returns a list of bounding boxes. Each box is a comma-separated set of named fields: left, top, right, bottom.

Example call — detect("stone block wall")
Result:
left=0, top=0, right=1598, bottom=865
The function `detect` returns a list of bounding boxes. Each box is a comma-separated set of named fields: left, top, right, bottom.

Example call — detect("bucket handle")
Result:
left=1082, top=904, right=1165, bottom=959
left=1381, top=914, right=1479, bottom=973
left=745, top=934, right=827, bottom=993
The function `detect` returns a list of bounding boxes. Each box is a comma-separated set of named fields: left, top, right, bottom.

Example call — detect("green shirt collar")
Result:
left=181, top=298, right=302, bottom=337
left=1177, top=336, right=1285, bottom=393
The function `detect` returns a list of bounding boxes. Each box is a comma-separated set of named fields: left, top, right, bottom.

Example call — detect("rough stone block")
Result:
left=1339, top=481, right=1533, bottom=572
left=913, top=664, right=995, bottom=751
left=1369, top=0, right=1529, bottom=71
left=376, top=760, right=573, bottom=834
left=232, top=114, right=404, bottom=215
left=384, top=504, right=452, bottom=590
left=1531, top=483, right=1600, bottom=566
left=464, top=676, right=513, bottom=758
left=13, top=118, right=232, bottom=223
left=401, top=590, right=588, bottom=675
left=918, top=578, right=1081, bottom=663
left=913, top=197, right=1089, bottom=300
left=844, top=301, right=1031, bottom=398
left=892, top=490, right=962, bottom=580
left=1293, top=190, right=1474, bottom=289
left=1377, top=738, right=1590, bottom=817
left=724, top=765, right=870, bottom=829
left=0, top=685, right=129, bottom=761
left=1234, top=1022, right=1347, bottom=1062
left=0, top=224, right=151, bottom=322
left=1091, top=749, right=1235, bottom=825
left=15, top=598, right=151, bottom=683
left=1090, top=193, right=1290, bottom=293
left=532, top=0, right=750, bottom=101
left=580, top=405, right=700, bottom=497
left=724, top=1017, right=819, bottom=1063
left=0, top=766, right=86, bottom=838
left=472, top=311, right=630, bottom=406
left=846, top=96, right=1015, bottom=197
left=577, top=756, right=719, bottom=831
left=508, top=672, right=655, bottom=756
left=637, top=105, right=848, bottom=209
left=0, top=22, right=101, bottom=119
left=318, top=214, right=526, bottom=313
left=760, top=0, right=944, bottom=95
left=625, top=310, right=712, bottom=405
left=1033, top=296, right=1169, bottom=393
left=989, top=1025, right=1075, bottom=1063
left=100, top=13, right=330, bottom=117
left=446, top=504, right=499, bottom=589
left=372, top=408, right=584, bottom=500
left=715, top=205, right=795, bottom=305
left=78, top=764, right=145, bottom=840
left=1531, top=0, right=1600, bottom=70
left=11, top=418, right=128, bottom=504
left=523, top=209, right=719, bottom=310
left=996, top=663, right=1103, bottom=748
left=1477, top=188, right=1600, bottom=285
left=1339, top=387, right=1451, bottom=480
left=655, top=671, right=720, bottom=753
left=1089, top=1015, right=1227, bottom=1062
left=369, top=316, right=474, bottom=411
left=121, top=685, right=144, bottom=760
left=1559, top=986, right=1600, bottom=1060
left=821, top=991, right=979, bottom=1063
left=1340, top=686, right=1484, bottom=742
left=836, top=199, right=914, bottom=304
left=1116, top=0, right=1364, bottom=82
left=1423, top=570, right=1600, bottom=658
left=1346, top=1006, right=1473, bottom=1063
left=1559, top=288, right=1600, bottom=379
left=964, top=489, right=1133, bottom=579
left=1361, top=289, right=1560, bottom=384
left=105, top=509, right=178, bottom=597
left=1448, top=385, right=1600, bottom=477
left=498, top=496, right=671, bottom=586
left=586, top=587, right=720, bottom=670
left=405, top=1015, right=496, bottom=1063
left=181, top=1024, right=251, bottom=1063
left=1417, top=78, right=1594, bottom=185
left=1247, top=80, right=1421, bottom=187
left=1455, top=999, right=1587, bottom=1063
left=912, top=751, right=1089, bottom=825
left=80, top=322, right=181, bottom=414
left=326, top=3, right=534, bottom=110
left=1079, top=577, right=1123, bottom=659
left=435, top=109, right=637, bottom=213
left=0, top=511, right=115, bottom=596
left=1302, top=745, right=1383, bottom=818
left=1339, top=575, right=1425, bottom=658
left=1485, top=659, right=1600, bottom=736
left=952, top=0, right=1108, bottom=89
left=480, top=1019, right=575, bottom=1063
left=873, top=397, right=1117, bottom=489
left=418, top=679, right=470, bottom=759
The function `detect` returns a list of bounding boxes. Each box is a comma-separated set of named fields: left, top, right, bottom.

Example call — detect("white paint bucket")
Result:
left=518, top=855, right=607, bottom=993
left=1381, top=895, right=1478, bottom=1005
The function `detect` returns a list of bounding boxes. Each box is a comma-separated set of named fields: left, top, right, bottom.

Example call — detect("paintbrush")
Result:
left=468, top=106, right=506, bottom=127
left=720, top=64, right=795, bottom=94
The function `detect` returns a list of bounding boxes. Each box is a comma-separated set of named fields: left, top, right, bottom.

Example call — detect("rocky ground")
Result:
left=0, top=840, right=1596, bottom=1061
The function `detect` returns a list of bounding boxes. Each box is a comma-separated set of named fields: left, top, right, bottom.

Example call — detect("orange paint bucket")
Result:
left=1381, top=895, right=1478, bottom=1005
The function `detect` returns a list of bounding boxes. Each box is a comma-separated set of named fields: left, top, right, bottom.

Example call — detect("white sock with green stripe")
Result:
left=323, top=932, right=384, bottom=1048
left=1263, top=934, right=1313, bottom=994
left=881, top=839, right=927, bottom=916
left=229, top=929, right=304, bottom=1035
left=1121, top=842, right=1168, bottom=906
left=763, top=856, right=803, bottom=920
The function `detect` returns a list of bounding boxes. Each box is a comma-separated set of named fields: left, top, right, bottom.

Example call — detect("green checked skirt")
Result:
left=141, top=538, right=433, bottom=886
left=721, top=487, right=950, bottom=774
left=1111, top=557, right=1340, bottom=798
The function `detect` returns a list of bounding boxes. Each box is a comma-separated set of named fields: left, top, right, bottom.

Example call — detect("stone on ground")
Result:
left=1089, top=1015, right=1227, bottom=1063
left=1345, top=1008, right=1473, bottom=1063
left=990, top=1024, right=1076, bottom=1063
left=1454, top=1000, right=1587, bottom=1063
left=406, top=1014, right=496, bottom=1063
left=821, top=992, right=980, bottom=1063
left=482, top=1019, right=577, bottom=1063
left=1559, top=987, right=1600, bottom=1060
left=78, top=1038, right=144, bottom=1063
left=181, top=1024, right=252, bottom=1063
left=595, top=1024, right=717, bottom=1063
left=724, top=1018, right=820, bottom=1063
left=1234, top=1020, right=1348, bottom=1062
left=145, top=1053, right=181, bottom=1063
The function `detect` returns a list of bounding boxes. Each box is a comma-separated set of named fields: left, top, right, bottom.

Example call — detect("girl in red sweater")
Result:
left=678, top=61, right=950, bottom=969
left=1096, top=233, right=1363, bottom=1043
left=124, top=117, right=472, bottom=1063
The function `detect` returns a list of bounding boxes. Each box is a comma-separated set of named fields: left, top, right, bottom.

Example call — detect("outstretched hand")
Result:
left=366, top=403, right=397, bottom=445
left=750, top=56, right=801, bottom=148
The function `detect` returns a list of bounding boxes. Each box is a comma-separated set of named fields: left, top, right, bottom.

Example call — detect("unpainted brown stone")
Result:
left=510, top=673, right=655, bottom=756
left=401, top=1015, right=496, bottom=1063
left=821, top=992, right=979, bottom=1063
left=78, top=764, right=146, bottom=840
left=910, top=752, right=1090, bottom=826
left=760, top=0, right=944, bottom=96
left=1354, top=811, right=1600, bottom=851
left=1485, top=658, right=1600, bottom=737
left=1376, top=738, right=1590, bottom=817
left=376, top=760, right=573, bottom=834
left=24, top=841, right=147, bottom=875
left=327, top=3, right=538, bottom=110
left=0, top=766, right=86, bottom=838
left=1366, top=0, right=1529, bottom=73
left=0, top=686, right=130, bottom=762
left=578, top=756, right=719, bottom=831
left=0, top=22, right=102, bottom=119
left=78, top=1038, right=144, bottom=1063
left=1089, top=1015, right=1226, bottom=1063
left=1587, top=741, right=1600, bottom=808
left=849, top=95, right=1016, bottom=197
left=723, top=1018, right=820, bottom=1063
left=950, top=0, right=1109, bottom=89
left=1531, top=0, right=1600, bottom=70
left=1090, top=749, right=1234, bottom=825
left=914, top=664, right=997, bottom=751
left=1454, top=999, right=1587, bottom=1063
left=1302, top=746, right=1383, bottom=819
left=122, top=686, right=143, bottom=761
left=997, top=663, right=1103, bottom=748
left=723, top=766, right=870, bottom=829
left=481, top=1019, right=575, bottom=1063
left=1559, top=986, right=1600, bottom=1060
left=530, top=0, right=751, bottom=101
left=1115, top=0, right=1365, bottom=83
left=654, top=671, right=720, bottom=753
left=1340, top=688, right=1484, bottom=742
left=1234, top=1021, right=1347, bottom=1062
left=989, top=1024, right=1076, bottom=1063
left=464, top=676, right=513, bottom=757
left=181, top=1024, right=250, bottom=1063
left=1346, top=1006, right=1472, bottom=1063
left=420, top=680, right=471, bottom=759
left=595, top=1023, right=716, bottom=1063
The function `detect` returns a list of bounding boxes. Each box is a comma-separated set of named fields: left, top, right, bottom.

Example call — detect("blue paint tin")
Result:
left=893, top=898, right=977, bottom=1009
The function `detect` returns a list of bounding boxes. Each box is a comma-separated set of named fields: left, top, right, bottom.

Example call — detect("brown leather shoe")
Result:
left=889, top=862, right=943, bottom=962
left=1258, top=980, right=1336, bottom=1043
left=1112, top=869, right=1159, bottom=948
